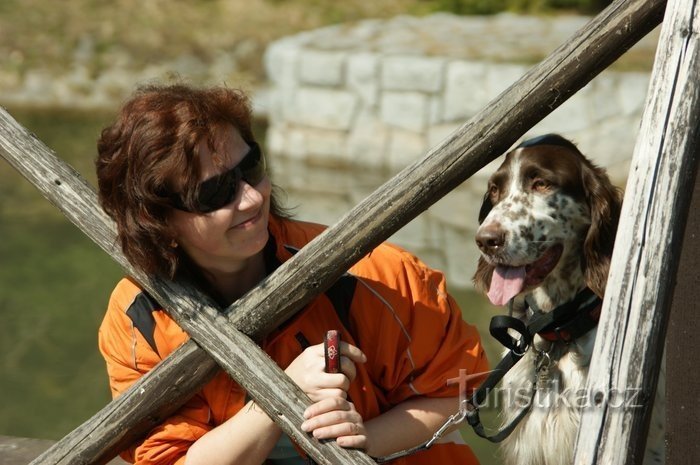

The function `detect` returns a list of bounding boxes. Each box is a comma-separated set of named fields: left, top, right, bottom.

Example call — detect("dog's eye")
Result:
left=531, top=179, right=550, bottom=192
left=488, top=184, right=498, bottom=197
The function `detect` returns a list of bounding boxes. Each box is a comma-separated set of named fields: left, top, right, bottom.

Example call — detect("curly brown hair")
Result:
left=96, top=83, right=286, bottom=278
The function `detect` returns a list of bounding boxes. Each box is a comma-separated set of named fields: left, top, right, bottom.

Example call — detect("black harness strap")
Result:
left=375, top=313, right=535, bottom=463
left=464, top=288, right=602, bottom=443
left=462, top=313, right=535, bottom=443
left=464, top=353, right=534, bottom=443
left=531, top=287, right=601, bottom=342
left=376, top=287, right=603, bottom=461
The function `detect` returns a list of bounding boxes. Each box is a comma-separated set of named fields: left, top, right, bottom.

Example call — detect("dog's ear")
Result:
left=478, top=191, right=493, bottom=224
left=472, top=256, right=494, bottom=294
left=474, top=191, right=494, bottom=293
left=581, top=160, right=622, bottom=298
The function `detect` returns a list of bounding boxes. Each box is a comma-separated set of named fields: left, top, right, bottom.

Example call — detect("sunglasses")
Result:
left=170, top=142, right=267, bottom=213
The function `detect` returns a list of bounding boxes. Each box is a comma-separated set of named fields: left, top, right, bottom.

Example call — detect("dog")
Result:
left=472, top=134, right=664, bottom=465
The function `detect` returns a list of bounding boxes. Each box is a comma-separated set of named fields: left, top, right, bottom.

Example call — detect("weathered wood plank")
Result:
left=573, top=0, right=700, bottom=463
left=0, top=0, right=666, bottom=463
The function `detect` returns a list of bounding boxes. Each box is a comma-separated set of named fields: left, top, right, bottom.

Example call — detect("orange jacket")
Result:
left=99, top=217, right=489, bottom=465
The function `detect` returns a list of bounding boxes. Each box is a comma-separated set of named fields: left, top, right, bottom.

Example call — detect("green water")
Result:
left=0, top=106, right=501, bottom=462
left=0, top=107, right=122, bottom=438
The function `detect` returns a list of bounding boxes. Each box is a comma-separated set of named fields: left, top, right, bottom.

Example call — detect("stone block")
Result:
left=347, top=52, right=380, bottom=108
left=264, top=88, right=285, bottom=125
left=618, top=72, right=650, bottom=116
left=251, top=86, right=271, bottom=118
left=429, top=96, right=443, bottom=125
left=387, top=129, right=427, bottom=171
left=579, top=118, right=639, bottom=169
left=346, top=168, right=395, bottom=208
left=588, top=75, right=621, bottom=122
left=405, top=246, right=447, bottom=277
left=443, top=61, right=489, bottom=121
left=293, top=87, right=358, bottom=131
left=389, top=214, right=430, bottom=252
left=533, top=84, right=593, bottom=135
left=380, top=91, right=429, bottom=132
left=274, top=153, right=358, bottom=196
left=381, top=56, right=446, bottom=93
left=263, top=42, right=301, bottom=123
left=298, top=50, right=347, bottom=86
left=285, top=187, right=352, bottom=226
left=347, top=109, right=390, bottom=169
left=485, top=63, right=528, bottom=98
left=443, top=224, right=481, bottom=290
left=427, top=124, right=460, bottom=149
left=302, top=129, right=349, bottom=166
left=284, top=127, right=311, bottom=161
left=265, top=123, right=287, bottom=157
left=429, top=186, right=482, bottom=230
left=469, top=158, right=506, bottom=191
left=264, top=38, right=301, bottom=85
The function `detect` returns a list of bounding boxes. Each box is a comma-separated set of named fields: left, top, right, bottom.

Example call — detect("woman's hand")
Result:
left=301, top=397, right=369, bottom=451
left=285, top=341, right=369, bottom=450
left=284, top=341, right=366, bottom=402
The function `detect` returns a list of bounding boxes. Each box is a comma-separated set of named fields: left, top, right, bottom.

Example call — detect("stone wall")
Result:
left=262, top=13, right=659, bottom=289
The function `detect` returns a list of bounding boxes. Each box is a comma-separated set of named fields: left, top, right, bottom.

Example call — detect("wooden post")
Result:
left=0, top=0, right=666, bottom=463
left=573, top=0, right=700, bottom=463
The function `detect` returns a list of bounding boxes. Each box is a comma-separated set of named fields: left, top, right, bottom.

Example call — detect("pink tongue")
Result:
left=488, top=266, right=526, bottom=306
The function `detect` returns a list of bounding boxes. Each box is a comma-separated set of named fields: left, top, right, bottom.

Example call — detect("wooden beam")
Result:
left=0, top=0, right=666, bottom=463
left=573, top=0, right=700, bottom=463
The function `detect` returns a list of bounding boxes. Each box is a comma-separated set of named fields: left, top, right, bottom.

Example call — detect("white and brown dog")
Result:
left=473, top=134, right=664, bottom=465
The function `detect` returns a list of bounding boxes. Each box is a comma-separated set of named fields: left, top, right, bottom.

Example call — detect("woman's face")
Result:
left=169, top=125, right=271, bottom=275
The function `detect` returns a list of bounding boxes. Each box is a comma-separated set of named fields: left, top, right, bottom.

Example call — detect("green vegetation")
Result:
left=420, top=0, right=612, bottom=15
left=0, top=0, right=612, bottom=84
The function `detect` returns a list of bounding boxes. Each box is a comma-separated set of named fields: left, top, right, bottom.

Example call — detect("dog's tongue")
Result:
left=488, top=266, right=526, bottom=306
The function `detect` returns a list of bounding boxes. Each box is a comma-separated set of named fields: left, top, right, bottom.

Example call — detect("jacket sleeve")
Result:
left=351, top=246, right=490, bottom=406
left=98, top=284, right=212, bottom=465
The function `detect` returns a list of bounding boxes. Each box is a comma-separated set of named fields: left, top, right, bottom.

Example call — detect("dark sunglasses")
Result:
left=170, top=142, right=266, bottom=213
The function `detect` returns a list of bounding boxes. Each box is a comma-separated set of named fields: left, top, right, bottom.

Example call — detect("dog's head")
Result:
left=472, top=134, right=622, bottom=306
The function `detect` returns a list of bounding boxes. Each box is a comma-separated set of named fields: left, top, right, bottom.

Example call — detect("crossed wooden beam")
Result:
left=0, top=0, right=686, bottom=464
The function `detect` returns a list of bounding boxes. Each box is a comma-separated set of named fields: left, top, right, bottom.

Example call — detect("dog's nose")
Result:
left=476, top=224, right=506, bottom=254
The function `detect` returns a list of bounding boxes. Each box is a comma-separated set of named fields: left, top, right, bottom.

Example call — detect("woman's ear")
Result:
left=581, top=160, right=623, bottom=297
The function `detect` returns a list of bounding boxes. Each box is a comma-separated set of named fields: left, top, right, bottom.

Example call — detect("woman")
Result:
left=96, top=83, right=488, bottom=465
